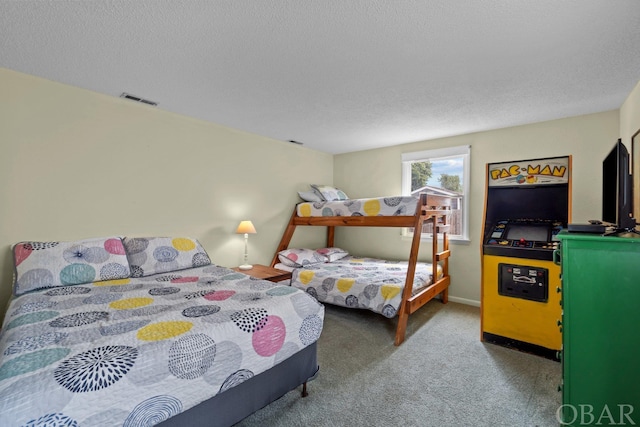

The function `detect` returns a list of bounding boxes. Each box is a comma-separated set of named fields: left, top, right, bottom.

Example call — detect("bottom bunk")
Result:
left=280, top=256, right=443, bottom=319
left=276, top=252, right=450, bottom=346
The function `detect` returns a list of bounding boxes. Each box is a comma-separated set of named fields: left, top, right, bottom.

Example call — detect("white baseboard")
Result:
left=447, top=296, right=480, bottom=307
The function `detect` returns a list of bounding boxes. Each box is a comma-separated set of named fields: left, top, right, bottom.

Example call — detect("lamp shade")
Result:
left=236, top=220, right=257, bottom=234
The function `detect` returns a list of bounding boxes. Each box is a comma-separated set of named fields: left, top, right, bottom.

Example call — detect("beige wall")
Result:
left=0, top=68, right=332, bottom=319
left=620, top=79, right=640, bottom=223
left=333, top=110, right=620, bottom=305
left=2, top=66, right=637, bottom=316
left=620, top=79, right=640, bottom=143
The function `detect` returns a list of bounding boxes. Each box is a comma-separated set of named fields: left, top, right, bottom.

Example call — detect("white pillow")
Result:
left=310, top=184, right=349, bottom=201
left=298, top=190, right=323, bottom=202
left=316, top=247, right=349, bottom=262
left=278, top=248, right=326, bottom=268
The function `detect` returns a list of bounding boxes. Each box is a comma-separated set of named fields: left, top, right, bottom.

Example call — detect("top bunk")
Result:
left=292, top=193, right=452, bottom=228
left=272, top=191, right=453, bottom=273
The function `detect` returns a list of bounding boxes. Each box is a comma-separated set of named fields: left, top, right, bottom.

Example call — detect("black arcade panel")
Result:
left=484, top=219, right=563, bottom=260
left=498, top=263, right=548, bottom=302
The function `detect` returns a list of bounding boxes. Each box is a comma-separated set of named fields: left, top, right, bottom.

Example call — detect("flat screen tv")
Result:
left=602, top=139, right=635, bottom=231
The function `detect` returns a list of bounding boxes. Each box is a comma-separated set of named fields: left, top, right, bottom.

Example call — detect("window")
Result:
left=401, top=145, right=470, bottom=241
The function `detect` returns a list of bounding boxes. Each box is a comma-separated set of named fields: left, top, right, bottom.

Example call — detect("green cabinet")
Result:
left=556, top=231, right=640, bottom=426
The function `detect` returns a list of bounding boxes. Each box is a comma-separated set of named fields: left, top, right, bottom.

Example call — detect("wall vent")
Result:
left=120, top=92, right=158, bottom=106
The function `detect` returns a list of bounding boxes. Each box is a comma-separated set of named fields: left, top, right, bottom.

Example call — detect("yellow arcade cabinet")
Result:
left=481, top=156, right=571, bottom=359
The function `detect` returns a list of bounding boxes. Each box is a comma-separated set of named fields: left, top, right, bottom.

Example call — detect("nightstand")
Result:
left=230, top=264, right=292, bottom=283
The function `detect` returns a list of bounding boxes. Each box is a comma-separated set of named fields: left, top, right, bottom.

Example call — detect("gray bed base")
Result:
left=158, top=342, right=319, bottom=427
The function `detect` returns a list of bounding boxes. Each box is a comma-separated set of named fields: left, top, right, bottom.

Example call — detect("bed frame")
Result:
left=158, top=342, right=318, bottom=427
left=270, top=193, right=452, bottom=346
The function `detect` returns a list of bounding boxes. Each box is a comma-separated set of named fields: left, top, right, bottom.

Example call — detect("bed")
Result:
left=271, top=191, right=452, bottom=346
left=0, top=236, right=324, bottom=427
left=278, top=256, right=443, bottom=319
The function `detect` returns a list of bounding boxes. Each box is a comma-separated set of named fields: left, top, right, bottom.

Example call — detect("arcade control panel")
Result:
left=484, top=219, right=564, bottom=260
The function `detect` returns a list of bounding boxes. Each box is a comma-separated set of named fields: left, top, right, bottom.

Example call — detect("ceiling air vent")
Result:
left=120, top=92, right=158, bottom=106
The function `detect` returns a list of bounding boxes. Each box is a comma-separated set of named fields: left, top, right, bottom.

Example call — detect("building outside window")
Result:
left=401, top=145, right=470, bottom=241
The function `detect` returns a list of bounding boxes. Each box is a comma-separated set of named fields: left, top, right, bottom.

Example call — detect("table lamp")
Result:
left=236, top=220, right=257, bottom=270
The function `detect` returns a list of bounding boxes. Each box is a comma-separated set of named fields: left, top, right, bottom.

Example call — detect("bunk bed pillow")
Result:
left=316, top=247, right=349, bottom=262
left=310, top=184, right=349, bottom=201
left=278, top=248, right=326, bottom=268
left=123, top=236, right=211, bottom=277
left=298, top=190, right=323, bottom=202
left=12, top=237, right=131, bottom=296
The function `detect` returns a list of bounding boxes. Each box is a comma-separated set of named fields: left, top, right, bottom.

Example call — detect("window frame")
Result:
left=401, top=145, right=470, bottom=242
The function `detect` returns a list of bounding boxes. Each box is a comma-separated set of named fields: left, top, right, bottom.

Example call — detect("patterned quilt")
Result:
left=296, top=196, right=418, bottom=217
left=0, top=265, right=324, bottom=427
left=290, top=256, right=442, bottom=318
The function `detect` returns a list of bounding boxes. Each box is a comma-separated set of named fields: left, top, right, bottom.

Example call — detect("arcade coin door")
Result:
left=481, top=155, right=571, bottom=358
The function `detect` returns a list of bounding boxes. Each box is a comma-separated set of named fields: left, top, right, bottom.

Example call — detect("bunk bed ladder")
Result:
left=435, top=222, right=450, bottom=303
left=394, top=193, right=452, bottom=346
left=394, top=202, right=425, bottom=345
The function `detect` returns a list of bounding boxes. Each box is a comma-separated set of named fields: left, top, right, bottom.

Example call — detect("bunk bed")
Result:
left=270, top=192, right=452, bottom=346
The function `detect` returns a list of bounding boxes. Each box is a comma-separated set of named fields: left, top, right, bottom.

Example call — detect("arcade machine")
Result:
left=481, top=155, right=571, bottom=359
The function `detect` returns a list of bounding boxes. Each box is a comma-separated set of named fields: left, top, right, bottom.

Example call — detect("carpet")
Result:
left=236, top=301, right=562, bottom=427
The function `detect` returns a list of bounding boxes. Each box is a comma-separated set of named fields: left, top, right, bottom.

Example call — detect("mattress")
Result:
left=290, top=256, right=442, bottom=318
left=296, top=196, right=418, bottom=217
left=0, top=264, right=324, bottom=426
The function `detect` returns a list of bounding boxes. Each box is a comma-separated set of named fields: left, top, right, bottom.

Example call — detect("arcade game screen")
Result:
left=504, top=224, right=550, bottom=242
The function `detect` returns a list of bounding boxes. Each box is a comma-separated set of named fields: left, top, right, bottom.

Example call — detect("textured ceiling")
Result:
left=2, top=1, right=640, bottom=154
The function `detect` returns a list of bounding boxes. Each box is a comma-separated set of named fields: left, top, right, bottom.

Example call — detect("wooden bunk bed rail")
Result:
left=293, top=215, right=415, bottom=227
left=394, top=193, right=451, bottom=345
left=270, top=192, right=452, bottom=346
